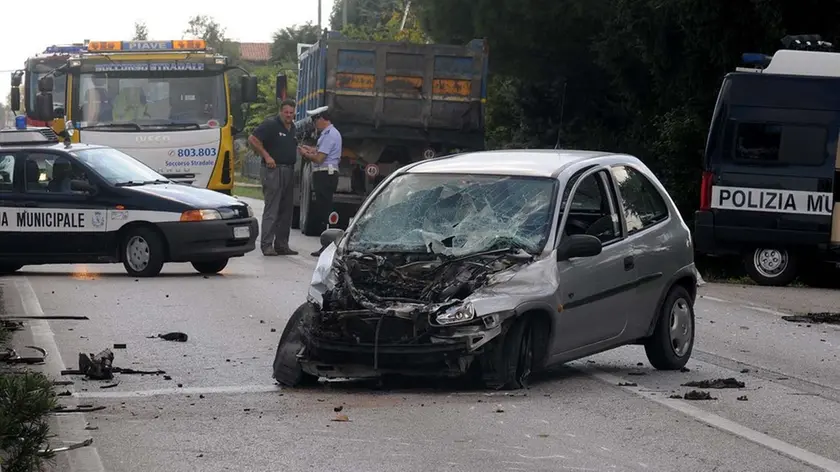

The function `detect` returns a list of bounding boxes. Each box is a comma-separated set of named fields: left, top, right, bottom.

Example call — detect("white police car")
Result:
left=0, top=127, right=258, bottom=277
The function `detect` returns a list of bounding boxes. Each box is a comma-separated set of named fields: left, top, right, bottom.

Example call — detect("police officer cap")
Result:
left=306, top=106, right=329, bottom=119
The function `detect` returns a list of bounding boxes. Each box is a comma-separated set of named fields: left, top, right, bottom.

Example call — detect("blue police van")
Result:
left=0, top=126, right=258, bottom=277
left=694, top=35, right=840, bottom=286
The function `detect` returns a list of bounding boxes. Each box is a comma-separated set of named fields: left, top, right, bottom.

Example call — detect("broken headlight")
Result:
left=436, top=303, right=476, bottom=326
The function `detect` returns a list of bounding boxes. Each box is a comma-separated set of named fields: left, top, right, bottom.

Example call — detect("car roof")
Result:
left=0, top=142, right=108, bottom=153
left=404, top=149, right=619, bottom=178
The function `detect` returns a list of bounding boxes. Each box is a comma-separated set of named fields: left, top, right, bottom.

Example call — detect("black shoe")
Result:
left=310, top=250, right=322, bottom=257
left=275, top=247, right=299, bottom=256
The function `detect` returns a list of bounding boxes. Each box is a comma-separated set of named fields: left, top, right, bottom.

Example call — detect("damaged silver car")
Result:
left=273, top=149, right=698, bottom=390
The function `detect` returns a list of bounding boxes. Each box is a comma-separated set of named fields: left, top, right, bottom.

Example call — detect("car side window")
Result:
left=0, top=154, right=15, bottom=193
left=23, top=153, right=90, bottom=195
left=561, top=171, right=621, bottom=244
left=611, top=165, right=669, bottom=235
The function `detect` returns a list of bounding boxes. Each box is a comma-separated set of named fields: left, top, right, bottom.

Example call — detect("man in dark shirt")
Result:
left=248, top=99, right=299, bottom=256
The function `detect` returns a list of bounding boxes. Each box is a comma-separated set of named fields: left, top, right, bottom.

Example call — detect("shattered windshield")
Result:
left=346, top=173, right=557, bottom=256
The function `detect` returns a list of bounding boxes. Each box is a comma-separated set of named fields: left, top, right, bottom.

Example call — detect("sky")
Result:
left=1, top=0, right=338, bottom=90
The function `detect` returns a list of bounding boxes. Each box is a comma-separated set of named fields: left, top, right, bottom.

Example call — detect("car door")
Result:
left=17, top=150, right=109, bottom=257
left=551, top=166, right=637, bottom=356
left=609, top=164, right=677, bottom=337
left=0, top=152, right=24, bottom=256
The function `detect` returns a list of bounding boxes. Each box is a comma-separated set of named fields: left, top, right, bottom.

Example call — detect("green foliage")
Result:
left=183, top=15, right=241, bottom=62
left=0, top=372, right=58, bottom=472
left=340, top=10, right=429, bottom=43
left=271, top=23, right=321, bottom=62
left=132, top=21, right=148, bottom=41
left=245, top=62, right=299, bottom=134
left=415, top=0, right=840, bottom=221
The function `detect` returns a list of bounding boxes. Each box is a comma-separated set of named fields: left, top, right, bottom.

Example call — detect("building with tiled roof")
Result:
left=238, top=42, right=272, bottom=64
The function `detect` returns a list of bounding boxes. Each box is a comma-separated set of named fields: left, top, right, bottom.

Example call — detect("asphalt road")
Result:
left=3, top=196, right=840, bottom=472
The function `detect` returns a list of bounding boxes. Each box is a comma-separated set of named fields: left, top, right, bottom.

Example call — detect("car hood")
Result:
left=308, top=244, right=558, bottom=318
left=127, top=183, right=246, bottom=209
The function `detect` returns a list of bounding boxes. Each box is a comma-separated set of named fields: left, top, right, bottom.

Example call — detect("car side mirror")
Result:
left=240, top=75, right=258, bottom=103
left=320, top=228, right=345, bottom=249
left=35, top=93, right=54, bottom=122
left=10, top=87, right=21, bottom=112
left=70, top=179, right=96, bottom=194
left=556, top=234, right=602, bottom=261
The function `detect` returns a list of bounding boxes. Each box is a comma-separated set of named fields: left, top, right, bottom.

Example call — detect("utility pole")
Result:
left=318, top=0, right=322, bottom=31
left=342, top=0, right=348, bottom=28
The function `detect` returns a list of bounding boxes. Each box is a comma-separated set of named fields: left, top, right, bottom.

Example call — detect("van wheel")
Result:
left=191, top=259, right=228, bottom=274
left=645, top=285, right=694, bottom=370
left=744, top=248, right=798, bottom=286
left=122, top=226, right=165, bottom=277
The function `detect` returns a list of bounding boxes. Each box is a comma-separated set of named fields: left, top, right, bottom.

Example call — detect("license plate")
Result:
left=233, top=226, right=250, bottom=239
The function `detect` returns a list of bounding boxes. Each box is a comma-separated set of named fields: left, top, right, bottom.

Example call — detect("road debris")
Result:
left=1, top=346, right=46, bottom=364
left=39, top=438, right=94, bottom=455
left=332, top=413, right=350, bottom=422
left=52, top=405, right=106, bottom=413
left=113, top=343, right=127, bottom=349
left=157, top=332, right=188, bottom=342
left=1, top=315, right=89, bottom=320
left=100, top=381, right=120, bottom=389
left=683, top=390, right=716, bottom=400
left=682, top=378, right=744, bottom=389
left=78, top=349, right=114, bottom=380
left=334, top=405, right=343, bottom=412
left=781, top=312, right=840, bottom=325
left=737, top=395, right=749, bottom=401
left=618, top=382, right=638, bottom=387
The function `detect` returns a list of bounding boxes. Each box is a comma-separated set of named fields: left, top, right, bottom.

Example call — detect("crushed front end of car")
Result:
left=272, top=173, right=558, bottom=388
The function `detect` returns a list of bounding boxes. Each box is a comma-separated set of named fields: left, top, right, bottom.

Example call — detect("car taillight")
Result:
left=699, top=171, right=714, bottom=210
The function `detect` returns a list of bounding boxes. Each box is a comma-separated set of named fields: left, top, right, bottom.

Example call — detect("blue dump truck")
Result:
left=279, top=31, right=489, bottom=236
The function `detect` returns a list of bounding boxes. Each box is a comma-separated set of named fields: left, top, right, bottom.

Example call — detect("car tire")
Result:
left=0, top=264, right=22, bottom=275
left=291, top=205, right=301, bottom=229
left=191, top=259, right=229, bottom=274
left=273, top=302, right=319, bottom=388
left=121, top=226, right=166, bottom=277
left=744, top=247, right=798, bottom=286
left=481, top=316, right=535, bottom=390
left=644, top=285, right=695, bottom=370
left=299, top=163, right=321, bottom=236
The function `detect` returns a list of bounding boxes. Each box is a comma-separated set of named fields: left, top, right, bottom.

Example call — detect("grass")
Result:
left=233, top=184, right=264, bottom=200
left=0, top=325, right=59, bottom=472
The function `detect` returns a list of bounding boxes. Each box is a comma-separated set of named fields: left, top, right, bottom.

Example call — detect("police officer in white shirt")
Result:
left=298, top=107, right=342, bottom=257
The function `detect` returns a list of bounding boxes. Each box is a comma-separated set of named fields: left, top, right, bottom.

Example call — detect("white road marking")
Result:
left=75, top=384, right=282, bottom=399
left=700, top=295, right=728, bottom=303
left=517, top=454, right=566, bottom=460
left=590, top=369, right=840, bottom=472
left=14, top=276, right=106, bottom=472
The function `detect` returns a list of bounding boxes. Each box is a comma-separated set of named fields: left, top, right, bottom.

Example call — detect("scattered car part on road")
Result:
left=273, top=149, right=699, bottom=390
left=78, top=349, right=114, bottom=380
left=682, top=378, right=745, bottom=389
left=157, top=332, right=189, bottom=342
left=39, top=438, right=94, bottom=455
left=782, top=312, right=840, bottom=325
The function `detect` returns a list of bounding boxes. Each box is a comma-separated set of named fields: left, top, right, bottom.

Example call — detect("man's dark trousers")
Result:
left=311, top=170, right=339, bottom=235
left=260, top=163, right=295, bottom=251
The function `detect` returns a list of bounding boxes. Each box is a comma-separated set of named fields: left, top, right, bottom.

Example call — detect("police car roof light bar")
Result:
left=781, top=34, right=834, bottom=51
left=0, top=128, right=60, bottom=146
left=741, top=53, right=772, bottom=68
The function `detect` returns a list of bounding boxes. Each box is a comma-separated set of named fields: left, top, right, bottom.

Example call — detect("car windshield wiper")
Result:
left=81, top=123, right=142, bottom=131
left=143, top=122, right=201, bottom=130
left=114, top=179, right=168, bottom=187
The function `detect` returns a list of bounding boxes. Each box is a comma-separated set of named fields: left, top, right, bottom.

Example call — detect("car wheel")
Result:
left=482, top=317, right=535, bottom=390
left=744, top=247, right=798, bottom=286
left=273, top=303, right=319, bottom=388
left=121, top=226, right=165, bottom=277
left=191, top=259, right=229, bottom=274
left=644, top=285, right=695, bottom=370
left=0, top=264, right=23, bottom=275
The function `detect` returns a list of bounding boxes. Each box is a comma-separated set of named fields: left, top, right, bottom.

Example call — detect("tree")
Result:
left=415, top=0, right=840, bottom=220
left=271, top=23, right=321, bottom=62
left=329, top=0, right=403, bottom=31
left=183, top=15, right=240, bottom=61
left=133, top=21, right=148, bottom=40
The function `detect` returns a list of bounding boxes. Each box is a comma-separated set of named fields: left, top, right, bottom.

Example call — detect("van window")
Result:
left=734, top=122, right=827, bottom=166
